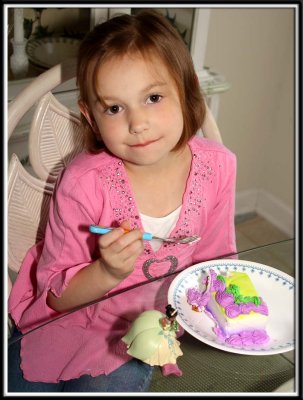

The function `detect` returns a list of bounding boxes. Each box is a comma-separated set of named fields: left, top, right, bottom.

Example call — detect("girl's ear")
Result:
left=78, top=100, right=99, bottom=133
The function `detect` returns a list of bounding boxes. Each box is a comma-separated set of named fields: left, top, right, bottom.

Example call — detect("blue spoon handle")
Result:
left=89, top=225, right=153, bottom=241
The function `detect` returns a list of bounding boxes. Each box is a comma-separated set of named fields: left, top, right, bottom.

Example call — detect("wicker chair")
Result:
left=7, top=59, right=83, bottom=336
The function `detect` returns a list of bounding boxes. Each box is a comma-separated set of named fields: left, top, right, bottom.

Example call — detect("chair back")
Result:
left=7, top=59, right=83, bottom=288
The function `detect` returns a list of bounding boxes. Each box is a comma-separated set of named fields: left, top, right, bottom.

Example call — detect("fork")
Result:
left=89, top=225, right=200, bottom=245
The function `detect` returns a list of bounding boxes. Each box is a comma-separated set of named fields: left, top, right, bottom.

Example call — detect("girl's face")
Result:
left=81, top=52, right=184, bottom=169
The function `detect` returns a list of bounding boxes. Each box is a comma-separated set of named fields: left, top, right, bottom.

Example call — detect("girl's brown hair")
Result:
left=76, top=9, right=206, bottom=152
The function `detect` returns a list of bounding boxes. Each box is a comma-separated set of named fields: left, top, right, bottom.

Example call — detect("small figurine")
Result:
left=122, top=305, right=183, bottom=376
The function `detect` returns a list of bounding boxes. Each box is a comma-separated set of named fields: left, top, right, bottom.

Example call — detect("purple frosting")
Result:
left=226, top=334, right=243, bottom=346
left=251, top=329, right=269, bottom=344
left=255, top=300, right=269, bottom=316
left=225, top=329, right=269, bottom=347
left=215, top=291, right=234, bottom=307
left=187, top=288, right=210, bottom=309
left=209, top=270, right=218, bottom=291
left=225, top=303, right=241, bottom=318
left=213, top=279, right=225, bottom=292
left=240, top=303, right=256, bottom=314
left=239, top=331, right=256, bottom=346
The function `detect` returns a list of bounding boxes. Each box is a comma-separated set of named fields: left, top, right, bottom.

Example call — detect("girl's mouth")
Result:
left=130, top=139, right=159, bottom=148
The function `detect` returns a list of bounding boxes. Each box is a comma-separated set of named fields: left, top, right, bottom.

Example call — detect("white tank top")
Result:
left=140, top=205, right=182, bottom=251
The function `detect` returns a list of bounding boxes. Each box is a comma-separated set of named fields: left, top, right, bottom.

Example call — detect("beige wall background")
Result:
left=204, top=8, right=295, bottom=236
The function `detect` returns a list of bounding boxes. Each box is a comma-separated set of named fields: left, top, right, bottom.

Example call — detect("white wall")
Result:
left=204, top=8, right=295, bottom=236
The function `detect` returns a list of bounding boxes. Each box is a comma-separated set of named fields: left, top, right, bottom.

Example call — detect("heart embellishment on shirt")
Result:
left=142, top=255, right=178, bottom=280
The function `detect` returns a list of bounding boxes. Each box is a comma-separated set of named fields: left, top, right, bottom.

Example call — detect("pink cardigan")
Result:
left=8, top=136, right=237, bottom=382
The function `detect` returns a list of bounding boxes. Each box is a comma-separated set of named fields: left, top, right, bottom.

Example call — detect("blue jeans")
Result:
left=8, top=330, right=154, bottom=392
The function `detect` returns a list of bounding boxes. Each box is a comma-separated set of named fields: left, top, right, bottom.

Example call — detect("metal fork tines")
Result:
left=150, top=235, right=201, bottom=245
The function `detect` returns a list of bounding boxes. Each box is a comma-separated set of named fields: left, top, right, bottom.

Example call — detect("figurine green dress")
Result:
left=122, top=308, right=183, bottom=367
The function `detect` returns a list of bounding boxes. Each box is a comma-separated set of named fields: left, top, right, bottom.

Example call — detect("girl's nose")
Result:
left=128, top=109, right=148, bottom=134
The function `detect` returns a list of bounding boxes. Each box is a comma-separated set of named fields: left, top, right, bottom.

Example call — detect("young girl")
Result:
left=8, top=10, right=237, bottom=392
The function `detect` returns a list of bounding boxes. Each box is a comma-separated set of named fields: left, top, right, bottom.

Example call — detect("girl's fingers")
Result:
left=98, top=227, right=125, bottom=248
left=109, top=229, right=143, bottom=253
left=121, top=245, right=144, bottom=266
left=99, top=231, right=144, bottom=279
left=120, top=220, right=132, bottom=231
left=120, top=238, right=144, bottom=262
left=98, top=226, right=143, bottom=252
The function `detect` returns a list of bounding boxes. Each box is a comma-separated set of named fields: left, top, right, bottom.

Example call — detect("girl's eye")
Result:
left=105, top=105, right=122, bottom=115
left=147, top=94, right=162, bottom=104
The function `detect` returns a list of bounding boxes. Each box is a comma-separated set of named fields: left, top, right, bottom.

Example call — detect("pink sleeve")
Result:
left=8, top=168, right=104, bottom=330
left=192, top=151, right=237, bottom=263
left=36, top=168, right=103, bottom=298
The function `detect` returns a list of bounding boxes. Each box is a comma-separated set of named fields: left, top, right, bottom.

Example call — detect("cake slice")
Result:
left=187, top=269, right=270, bottom=347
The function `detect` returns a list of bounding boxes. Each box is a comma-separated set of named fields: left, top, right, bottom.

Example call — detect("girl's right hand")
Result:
left=97, top=220, right=144, bottom=281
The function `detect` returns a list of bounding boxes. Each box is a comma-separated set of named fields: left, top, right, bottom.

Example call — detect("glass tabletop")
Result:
left=7, top=239, right=296, bottom=393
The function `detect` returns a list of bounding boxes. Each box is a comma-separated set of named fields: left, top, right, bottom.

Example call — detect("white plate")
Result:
left=26, top=37, right=81, bottom=69
left=168, top=259, right=295, bottom=355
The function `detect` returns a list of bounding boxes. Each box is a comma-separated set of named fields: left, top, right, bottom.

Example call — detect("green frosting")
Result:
left=216, top=275, right=226, bottom=284
left=226, top=284, right=261, bottom=305
left=226, top=284, right=240, bottom=297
